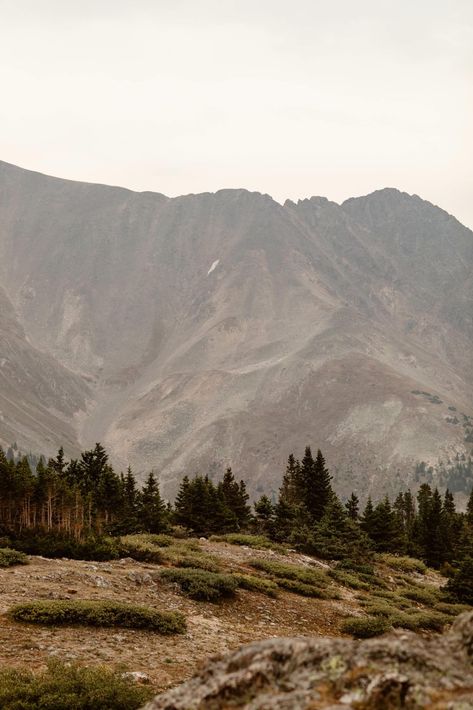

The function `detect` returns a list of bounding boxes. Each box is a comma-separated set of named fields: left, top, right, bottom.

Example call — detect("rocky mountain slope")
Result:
left=0, top=159, right=471, bottom=497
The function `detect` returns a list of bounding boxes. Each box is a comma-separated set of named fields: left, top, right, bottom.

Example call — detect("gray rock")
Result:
left=143, top=612, right=473, bottom=709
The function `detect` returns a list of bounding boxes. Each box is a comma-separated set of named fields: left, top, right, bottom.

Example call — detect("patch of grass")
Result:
left=0, top=659, right=153, bottom=709
left=390, top=610, right=450, bottom=632
left=371, top=590, right=417, bottom=609
left=249, top=559, right=328, bottom=586
left=8, top=533, right=121, bottom=561
left=160, top=568, right=238, bottom=602
left=234, top=574, right=279, bottom=597
left=401, top=585, right=439, bottom=606
left=165, top=549, right=221, bottom=572
left=328, top=569, right=371, bottom=591
left=434, top=602, right=472, bottom=616
left=249, top=558, right=336, bottom=598
left=119, top=535, right=164, bottom=563
left=210, top=534, right=287, bottom=553
left=119, top=535, right=220, bottom=570
left=277, top=578, right=338, bottom=599
left=9, top=600, right=186, bottom=634
left=0, top=547, right=28, bottom=567
left=341, top=615, right=391, bottom=638
left=360, top=601, right=394, bottom=617
left=376, top=554, right=427, bottom=575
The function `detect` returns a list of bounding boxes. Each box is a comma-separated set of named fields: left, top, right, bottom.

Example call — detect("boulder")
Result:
left=143, top=612, right=473, bottom=709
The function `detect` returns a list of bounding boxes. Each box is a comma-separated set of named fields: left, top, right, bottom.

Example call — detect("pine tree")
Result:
left=312, top=496, right=371, bottom=560
left=140, top=472, right=167, bottom=533
left=345, top=493, right=360, bottom=520
left=253, top=495, right=275, bottom=535
left=466, top=487, right=473, bottom=526
left=302, top=447, right=333, bottom=523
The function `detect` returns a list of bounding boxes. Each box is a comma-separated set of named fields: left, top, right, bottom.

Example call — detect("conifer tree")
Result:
left=253, top=495, right=275, bottom=535
left=140, top=472, right=167, bottom=533
left=312, top=496, right=371, bottom=560
left=345, top=493, right=359, bottom=520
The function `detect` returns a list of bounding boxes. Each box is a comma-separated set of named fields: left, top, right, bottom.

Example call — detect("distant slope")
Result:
left=0, top=160, right=471, bottom=497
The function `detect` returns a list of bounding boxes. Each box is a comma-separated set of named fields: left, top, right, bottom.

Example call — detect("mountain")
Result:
left=0, top=159, right=471, bottom=499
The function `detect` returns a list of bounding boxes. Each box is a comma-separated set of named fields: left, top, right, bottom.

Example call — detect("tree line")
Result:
left=1, top=442, right=473, bottom=580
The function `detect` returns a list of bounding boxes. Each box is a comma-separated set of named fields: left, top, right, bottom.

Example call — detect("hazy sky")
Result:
left=1, top=0, right=472, bottom=227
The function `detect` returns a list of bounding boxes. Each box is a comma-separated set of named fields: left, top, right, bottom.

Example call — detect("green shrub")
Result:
left=234, top=574, right=279, bottom=597
left=210, top=534, right=286, bottom=553
left=0, top=659, right=153, bottom=709
left=249, top=559, right=328, bottom=586
left=160, top=568, right=238, bottom=601
left=0, top=547, right=28, bottom=567
left=276, top=578, right=337, bottom=599
left=390, top=610, right=449, bottom=632
left=360, top=601, right=393, bottom=617
left=248, top=558, right=335, bottom=598
left=328, top=569, right=371, bottom=591
left=376, top=554, right=427, bottom=574
left=118, top=535, right=165, bottom=563
left=9, top=600, right=185, bottom=634
left=337, top=559, right=376, bottom=577
left=8, top=534, right=121, bottom=561
left=434, top=602, right=472, bottom=616
left=371, top=590, right=417, bottom=609
left=166, top=550, right=221, bottom=572
left=401, top=585, right=438, bottom=606
left=341, top=616, right=391, bottom=638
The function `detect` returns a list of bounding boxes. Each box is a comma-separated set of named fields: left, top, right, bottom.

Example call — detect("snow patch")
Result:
left=207, top=259, right=220, bottom=275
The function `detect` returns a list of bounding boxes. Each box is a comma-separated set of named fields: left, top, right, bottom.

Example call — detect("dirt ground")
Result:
left=0, top=541, right=360, bottom=692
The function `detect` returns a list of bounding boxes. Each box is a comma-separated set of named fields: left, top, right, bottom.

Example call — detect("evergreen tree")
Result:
left=302, top=447, right=333, bottom=523
left=312, top=496, right=371, bottom=560
left=140, top=472, right=167, bottom=533
left=253, top=495, right=275, bottom=535
left=345, top=493, right=360, bottom=520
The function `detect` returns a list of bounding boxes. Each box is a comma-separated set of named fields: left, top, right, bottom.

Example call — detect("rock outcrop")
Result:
left=144, top=612, right=473, bottom=709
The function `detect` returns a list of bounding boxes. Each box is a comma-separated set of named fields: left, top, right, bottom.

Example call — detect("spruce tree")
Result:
left=140, top=472, right=167, bottom=533
left=345, top=493, right=359, bottom=520
left=302, top=447, right=333, bottom=523
left=312, top=496, right=371, bottom=560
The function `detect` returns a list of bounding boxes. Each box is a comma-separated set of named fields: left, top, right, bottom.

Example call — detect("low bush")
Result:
left=434, top=602, right=472, bottom=616
left=210, top=534, right=286, bottom=552
left=160, top=568, right=238, bottom=601
left=376, top=554, right=427, bottom=575
left=390, top=610, right=450, bottom=632
left=9, top=533, right=121, bottom=561
left=249, top=559, right=328, bottom=586
left=9, top=600, right=186, bottom=634
left=276, top=578, right=337, bottom=599
left=337, top=559, right=376, bottom=577
left=360, top=601, right=393, bottom=617
left=0, top=547, right=28, bottom=567
left=0, top=659, right=153, bottom=709
left=328, top=569, right=371, bottom=591
left=234, top=574, right=279, bottom=597
left=249, top=558, right=336, bottom=598
left=166, top=550, right=221, bottom=572
left=401, top=585, right=438, bottom=606
left=341, top=615, right=391, bottom=638
left=119, top=536, right=164, bottom=564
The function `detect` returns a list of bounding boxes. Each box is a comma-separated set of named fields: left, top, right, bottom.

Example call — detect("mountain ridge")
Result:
left=0, top=160, right=471, bottom=500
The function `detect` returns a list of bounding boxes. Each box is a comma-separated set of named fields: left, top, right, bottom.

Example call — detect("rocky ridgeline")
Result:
left=144, top=612, right=473, bottom=709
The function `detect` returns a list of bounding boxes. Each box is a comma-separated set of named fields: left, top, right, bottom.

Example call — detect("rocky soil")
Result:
left=0, top=542, right=354, bottom=692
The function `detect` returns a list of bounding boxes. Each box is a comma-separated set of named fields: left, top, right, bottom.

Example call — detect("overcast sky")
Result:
left=1, top=0, right=472, bottom=227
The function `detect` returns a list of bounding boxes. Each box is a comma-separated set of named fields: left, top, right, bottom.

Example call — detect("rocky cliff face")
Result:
left=0, top=160, right=471, bottom=497
left=144, top=612, right=473, bottom=709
